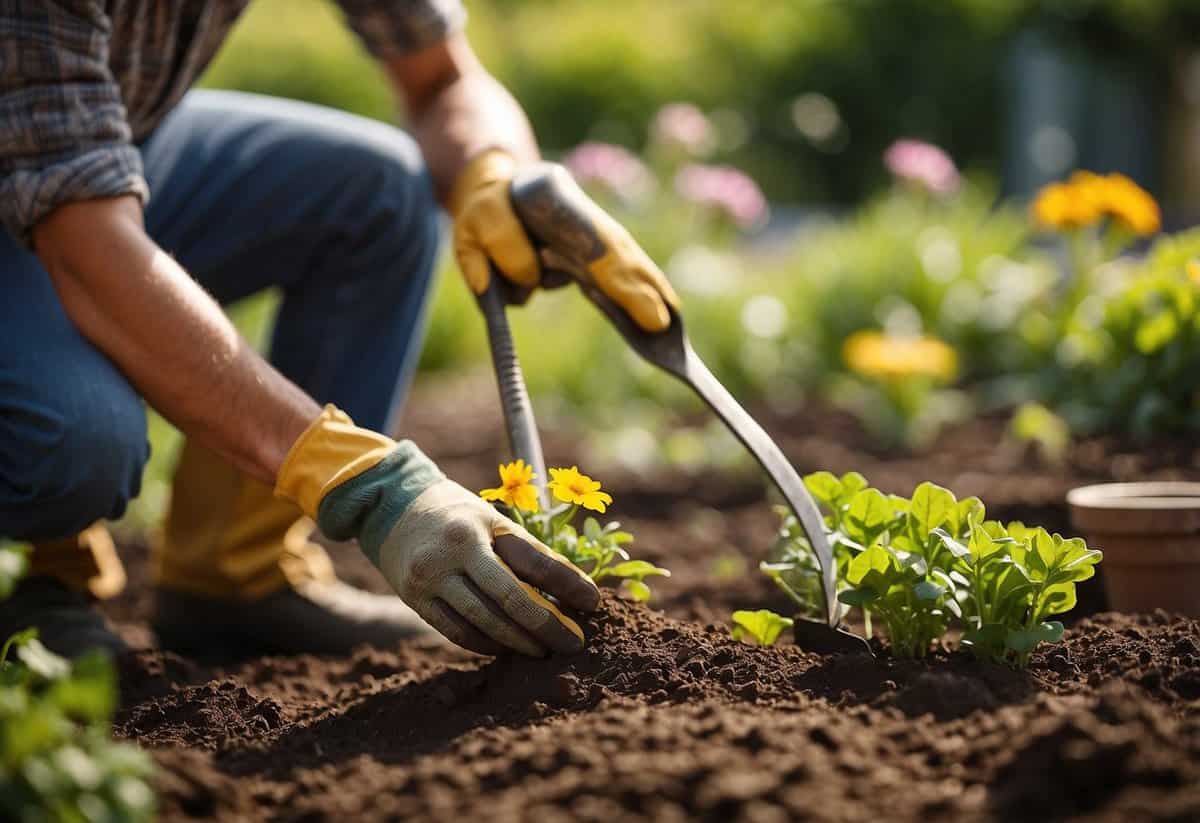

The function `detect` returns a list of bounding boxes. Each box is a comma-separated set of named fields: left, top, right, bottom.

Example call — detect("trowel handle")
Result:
left=477, top=274, right=549, bottom=508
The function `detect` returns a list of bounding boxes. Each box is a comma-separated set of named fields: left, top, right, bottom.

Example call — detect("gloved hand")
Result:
left=275, top=406, right=599, bottom=657
left=450, top=148, right=681, bottom=333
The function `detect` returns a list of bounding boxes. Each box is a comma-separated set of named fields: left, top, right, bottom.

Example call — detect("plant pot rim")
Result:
left=1067, top=481, right=1200, bottom=510
left=1068, top=481, right=1200, bottom=536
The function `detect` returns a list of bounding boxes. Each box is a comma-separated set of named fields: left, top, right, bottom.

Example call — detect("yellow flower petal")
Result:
left=579, top=490, right=613, bottom=513
left=481, top=461, right=540, bottom=511
left=511, top=483, right=540, bottom=513
left=480, top=486, right=507, bottom=503
left=547, top=466, right=612, bottom=510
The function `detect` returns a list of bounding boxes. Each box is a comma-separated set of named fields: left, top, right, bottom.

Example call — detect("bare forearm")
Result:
left=390, top=35, right=539, bottom=205
left=33, top=197, right=320, bottom=484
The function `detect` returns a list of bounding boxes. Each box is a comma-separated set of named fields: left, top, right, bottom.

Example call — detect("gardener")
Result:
left=0, top=1, right=679, bottom=660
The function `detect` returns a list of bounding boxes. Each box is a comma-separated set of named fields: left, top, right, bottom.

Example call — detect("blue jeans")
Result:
left=0, top=91, right=441, bottom=540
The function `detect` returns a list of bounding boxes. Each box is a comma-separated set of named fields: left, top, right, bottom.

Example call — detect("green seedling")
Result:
left=731, top=609, right=794, bottom=646
left=936, top=519, right=1102, bottom=667
left=757, top=473, right=1100, bottom=666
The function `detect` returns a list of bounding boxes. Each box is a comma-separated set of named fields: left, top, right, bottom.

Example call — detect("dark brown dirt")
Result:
left=102, top=373, right=1200, bottom=822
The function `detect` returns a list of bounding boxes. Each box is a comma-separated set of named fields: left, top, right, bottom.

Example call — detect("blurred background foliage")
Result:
left=203, top=0, right=1200, bottom=205
left=118, top=0, right=1200, bottom=529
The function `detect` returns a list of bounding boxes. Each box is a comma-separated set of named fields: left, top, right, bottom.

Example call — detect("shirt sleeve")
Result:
left=0, top=1, right=148, bottom=248
left=335, top=0, right=468, bottom=61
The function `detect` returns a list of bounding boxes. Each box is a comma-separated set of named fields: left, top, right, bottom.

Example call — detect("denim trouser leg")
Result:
left=0, top=90, right=441, bottom=542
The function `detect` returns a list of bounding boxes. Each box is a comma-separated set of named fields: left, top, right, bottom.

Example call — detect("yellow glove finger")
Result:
left=589, top=216, right=680, bottom=333
left=478, top=194, right=541, bottom=289
left=453, top=223, right=493, bottom=295
left=592, top=259, right=673, bottom=333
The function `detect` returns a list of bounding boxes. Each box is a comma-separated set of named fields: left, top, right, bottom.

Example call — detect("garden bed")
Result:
left=104, top=374, right=1200, bottom=821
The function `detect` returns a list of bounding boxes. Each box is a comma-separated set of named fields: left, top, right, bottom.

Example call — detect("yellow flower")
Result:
left=547, top=466, right=613, bottom=513
left=1187, top=260, right=1200, bottom=286
left=479, top=460, right=540, bottom=512
left=1030, top=171, right=1160, bottom=236
left=842, top=330, right=958, bottom=383
left=1031, top=181, right=1100, bottom=231
left=1101, top=173, right=1160, bottom=236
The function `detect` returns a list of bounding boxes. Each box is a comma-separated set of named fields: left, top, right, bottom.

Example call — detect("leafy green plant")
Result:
left=479, top=461, right=670, bottom=601
left=936, top=520, right=1102, bottom=667
left=731, top=610, right=794, bottom=646
left=757, top=473, right=1100, bottom=665
left=1041, top=231, right=1200, bottom=439
left=0, top=552, right=156, bottom=821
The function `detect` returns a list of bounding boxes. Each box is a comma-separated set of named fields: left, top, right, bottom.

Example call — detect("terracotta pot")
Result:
left=1067, top=482, right=1200, bottom=617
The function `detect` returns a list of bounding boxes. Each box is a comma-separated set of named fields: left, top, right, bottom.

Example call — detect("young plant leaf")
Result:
left=731, top=609, right=794, bottom=646
left=908, top=482, right=956, bottom=536
left=623, top=579, right=652, bottom=602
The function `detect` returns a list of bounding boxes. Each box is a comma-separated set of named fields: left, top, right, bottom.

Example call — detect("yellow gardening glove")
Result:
left=275, top=406, right=599, bottom=657
left=450, top=148, right=681, bottom=333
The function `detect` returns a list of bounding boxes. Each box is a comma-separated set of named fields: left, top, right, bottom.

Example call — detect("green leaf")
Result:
left=604, top=560, right=670, bottom=581
left=623, top=579, right=652, bottom=602
left=1005, top=621, right=1064, bottom=654
left=912, top=581, right=945, bottom=601
left=583, top=517, right=603, bottom=541
left=955, top=497, right=985, bottom=533
left=16, top=638, right=70, bottom=681
left=908, top=482, right=956, bottom=536
left=845, top=488, right=893, bottom=544
left=847, top=543, right=891, bottom=585
left=840, top=472, right=868, bottom=496
left=838, top=588, right=879, bottom=607
left=731, top=609, right=793, bottom=646
left=803, top=471, right=843, bottom=512
left=932, top=528, right=970, bottom=559
left=1, top=626, right=38, bottom=667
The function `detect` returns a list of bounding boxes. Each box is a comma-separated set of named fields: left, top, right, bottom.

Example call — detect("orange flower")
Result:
left=1031, top=181, right=1100, bottom=231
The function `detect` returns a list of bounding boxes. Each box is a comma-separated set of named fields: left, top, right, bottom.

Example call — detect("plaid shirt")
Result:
left=0, top=0, right=466, bottom=247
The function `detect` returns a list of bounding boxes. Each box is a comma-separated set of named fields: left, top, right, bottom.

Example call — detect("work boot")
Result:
left=153, top=440, right=432, bottom=656
left=0, top=576, right=127, bottom=659
left=153, top=578, right=431, bottom=656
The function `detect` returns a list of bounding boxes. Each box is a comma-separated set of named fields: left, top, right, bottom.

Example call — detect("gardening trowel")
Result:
left=476, top=164, right=871, bottom=656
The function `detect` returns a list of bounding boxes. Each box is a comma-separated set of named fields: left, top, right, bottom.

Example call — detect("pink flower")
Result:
left=884, top=139, right=961, bottom=196
left=651, top=102, right=715, bottom=156
left=674, top=164, right=769, bottom=229
left=562, top=142, right=655, bottom=203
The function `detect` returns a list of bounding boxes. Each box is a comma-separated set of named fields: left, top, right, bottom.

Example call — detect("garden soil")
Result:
left=105, top=373, right=1200, bottom=822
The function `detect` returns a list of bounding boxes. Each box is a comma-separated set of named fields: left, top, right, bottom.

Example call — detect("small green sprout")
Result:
left=731, top=610, right=794, bottom=647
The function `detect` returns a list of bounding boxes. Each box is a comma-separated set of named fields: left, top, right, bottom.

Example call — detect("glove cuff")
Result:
left=274, top=404, right=397, bottom=518
left=316, top=442, right=445, bottom=567
left=448, top=148, right=517, bottom=217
